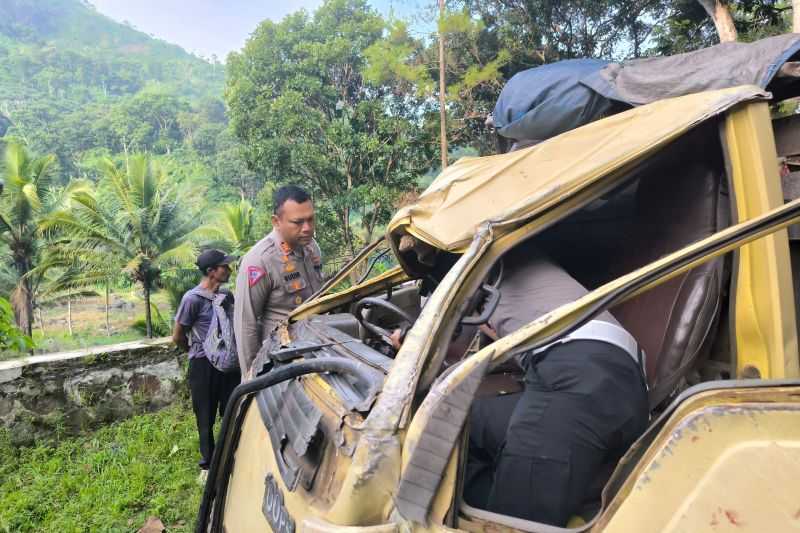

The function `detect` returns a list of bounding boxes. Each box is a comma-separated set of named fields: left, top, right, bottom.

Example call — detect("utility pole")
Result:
left=438, top=0, right=448, bottom=169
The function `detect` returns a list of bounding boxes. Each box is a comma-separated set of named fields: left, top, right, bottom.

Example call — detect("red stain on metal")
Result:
left=724, top=509, right=743, bottom=526
left=793, top=508, right=800, bottom=520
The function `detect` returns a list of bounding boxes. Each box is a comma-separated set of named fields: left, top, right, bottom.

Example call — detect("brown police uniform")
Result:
left=233, top=229, right=323, bottom=373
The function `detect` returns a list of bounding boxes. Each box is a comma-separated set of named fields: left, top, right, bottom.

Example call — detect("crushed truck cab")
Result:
left=198, top=82, right=800, bottom=533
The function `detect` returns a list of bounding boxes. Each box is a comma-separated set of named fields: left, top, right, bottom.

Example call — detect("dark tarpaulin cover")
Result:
left=492, top=58, right=612, bottom=142
left=583, top=33, right=800, bottom=106
left=494, top=34, right=800, bottom=142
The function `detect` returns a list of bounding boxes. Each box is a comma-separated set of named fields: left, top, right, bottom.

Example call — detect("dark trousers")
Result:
left=466, top=340, right=648, bottom=526
left=188, top=356, right=241, bottom=469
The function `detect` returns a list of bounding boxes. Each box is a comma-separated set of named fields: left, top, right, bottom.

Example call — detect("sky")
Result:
left=89, top=0, right=430, bottom=60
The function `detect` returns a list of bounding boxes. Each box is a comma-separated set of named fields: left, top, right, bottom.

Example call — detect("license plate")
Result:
left=262, top=474, right=295, bottom=533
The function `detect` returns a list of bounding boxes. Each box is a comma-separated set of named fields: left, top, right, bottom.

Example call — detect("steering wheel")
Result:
left=354, top=297, right=415, bottom=347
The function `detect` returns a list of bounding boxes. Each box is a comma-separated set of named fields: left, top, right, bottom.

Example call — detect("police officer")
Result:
left=234, top=185, right=323, bottom=376
left=466, top=244, right=648, bottom=526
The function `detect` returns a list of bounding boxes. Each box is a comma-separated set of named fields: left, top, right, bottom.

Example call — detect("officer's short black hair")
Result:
left=273, top=185, right=312, bottom=215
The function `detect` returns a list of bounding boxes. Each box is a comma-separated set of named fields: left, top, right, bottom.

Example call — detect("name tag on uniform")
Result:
left=285, top=275, right=307, bottom=293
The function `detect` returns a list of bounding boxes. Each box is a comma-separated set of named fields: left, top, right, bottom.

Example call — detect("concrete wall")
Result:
left=0, top=339, right=185, bottom=446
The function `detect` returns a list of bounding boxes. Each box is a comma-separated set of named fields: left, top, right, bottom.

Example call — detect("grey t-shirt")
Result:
left=176, top=286, right=233, bottom=359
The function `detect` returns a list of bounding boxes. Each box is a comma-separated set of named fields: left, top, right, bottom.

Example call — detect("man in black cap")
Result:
left=173, top=249, right=240, bottom=480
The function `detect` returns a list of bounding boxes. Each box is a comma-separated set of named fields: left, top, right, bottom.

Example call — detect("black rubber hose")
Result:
left=196, top=358, right=380, bottom=533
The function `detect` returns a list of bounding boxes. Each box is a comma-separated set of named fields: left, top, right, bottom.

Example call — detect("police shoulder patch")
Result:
left=247, top=265, right=267, bottom=287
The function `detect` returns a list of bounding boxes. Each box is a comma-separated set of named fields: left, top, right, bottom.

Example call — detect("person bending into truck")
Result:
left=173, top=249, right=241, bottom=479
left=465, top=243, right=648, bottom=526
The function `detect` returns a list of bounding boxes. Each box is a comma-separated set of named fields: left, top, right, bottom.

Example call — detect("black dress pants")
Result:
left=466, top=340, right=648, bottom=526
left=188, top=356, right=241, bottom=469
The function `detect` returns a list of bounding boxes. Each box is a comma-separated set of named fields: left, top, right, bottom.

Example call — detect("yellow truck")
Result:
left=197, top=55, right=800, bottom=533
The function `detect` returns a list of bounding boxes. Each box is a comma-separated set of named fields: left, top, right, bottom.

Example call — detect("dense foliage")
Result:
left=43, top=155, right=201, bottom=337
left=0, top=295, right=32, bottom=351
left=0, top=0, right=242, bottom=197
left=363, top=0, right=795, bottom=153
left=226, top=0, right=438, bottom=257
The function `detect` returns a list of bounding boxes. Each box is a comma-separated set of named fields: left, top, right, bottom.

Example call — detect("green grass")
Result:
left=0, top=290, right=178, bottom=361
left=0, top=401, right=203, bottom=533
left=0, top=329, right=146, bottom=362
left=32, top=329, right=145, bottom=353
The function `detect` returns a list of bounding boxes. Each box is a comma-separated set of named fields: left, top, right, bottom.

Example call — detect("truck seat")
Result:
left=611, top=134, right=729, bottom=407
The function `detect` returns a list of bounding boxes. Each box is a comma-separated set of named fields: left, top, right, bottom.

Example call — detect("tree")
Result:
left=226, top=0, right=436, bottom=257
left=197, top=199, right=260, bottom=256
left=365, top=9, right=512, bottom=157
left=697, top=0, right=737, bottom=41
left=367, top=1, right=677, bottom=156
left=32, top=243, right=119, bottom=337
left=459, top=0, right=670, bottom=64
left=43, top=155, right=200, bottom=337
left=23, top=181, right=105, bottom=337
left=95, top=91, right=190, bottom=157
left=0, top=142, right=57, bottom=336
left=653, top=1, right=791, bottom=55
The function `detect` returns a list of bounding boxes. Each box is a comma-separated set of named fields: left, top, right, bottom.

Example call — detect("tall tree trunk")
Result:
left=697, top=0, right=737, bottom=42
left=11, top=259, right=34, bottom=338
left=25, top=276, right=33, bottom=338
left=363, top=200, right=382, bottom=245
left=438, top=0, right=449, bottom=170
left=794, top=0, right=800, bottom=33
left=340, top=208, right=360, bottom=284
left=67, top=290, right=73, bottom=337
left=38, top=307, right=46, bottom=336
left=12, top=284, right=34, bottom=338
left=105, top=280, right=111, bottom=336
left=143, top=284, right=153, bottom=338
left=123, top=141, right=130, bottom=168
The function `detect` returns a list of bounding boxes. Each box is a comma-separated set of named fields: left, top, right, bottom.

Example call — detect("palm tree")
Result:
left=196, top=198, right=258, bottom=255
left=0, top=142, right=57, bottom=336
left=162, top=198, right=258, bottom=315
left=44, top=155, right=200, bottom=337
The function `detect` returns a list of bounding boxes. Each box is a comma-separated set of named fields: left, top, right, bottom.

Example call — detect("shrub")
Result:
left=132, top=303, right=171, bottom=337
left=0, top=296, right=33, bottom=352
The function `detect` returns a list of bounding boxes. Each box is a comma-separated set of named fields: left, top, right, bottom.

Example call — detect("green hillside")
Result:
left=0, top=0, right=189, bottom=56
left=0, top=0, right=222, bottom=101
left=0, top=0, right=230, bottom=186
